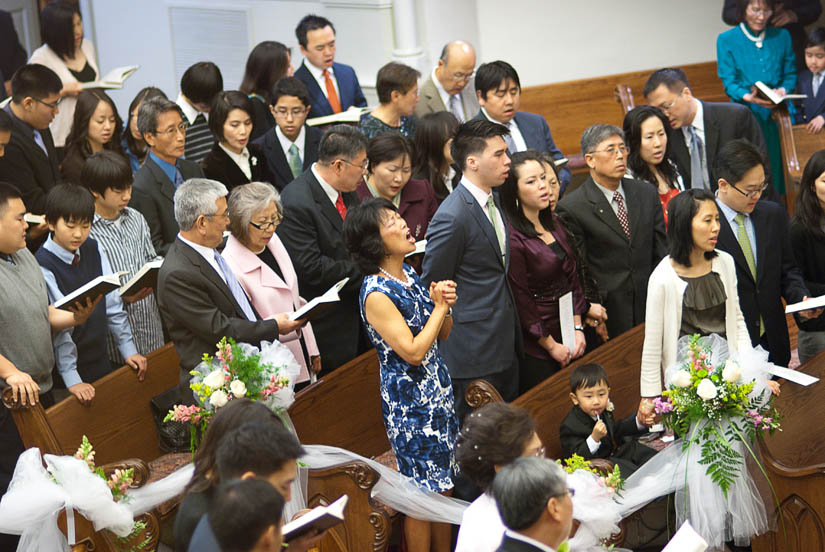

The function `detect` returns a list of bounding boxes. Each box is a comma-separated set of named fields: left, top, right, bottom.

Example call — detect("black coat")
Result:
left=252, top=124, right=322, bottom=191
left=716, top=199, right=809, bottom=366
left=275, top=169, right=364, bottom=373
left=200, top=143, right=264, bottom=193
left=129, top=156, right=204, bottom=256
left=495, top=535, right=549, bottom=552
left=789, top=218, right=825, bottom=332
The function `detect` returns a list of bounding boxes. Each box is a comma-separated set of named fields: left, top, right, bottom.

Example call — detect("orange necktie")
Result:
left=323, top=69, right=342, bottom=113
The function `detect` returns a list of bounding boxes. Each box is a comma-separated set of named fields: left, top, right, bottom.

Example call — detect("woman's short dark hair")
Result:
left=667, top=189, right=719, bottom=267
left=475, top=61, right=520, bottom=100
left=64, top=89, right=124, bottom=162
left=736, top=0, right=776, bottom=23
left=412, top=111, right=460, bottom=198
left=208, top=91, right=254, bottom=142
left=83, top=151, right=132, bottom=196
left=180, top=61, right=224, bottom=106
left=793, top=149, right=825, bottom=239
left=125, top=87, right=167, bottom=161
left=367, top=133, right=414, bottom=175
left=456, top=402, right=536, bottom=491
left=623, top=105, right=679, bottom=190
left=40, top=1, right=81, bottom=60
left=500, top=150, right=556, bottom=237
left=343, top=198, right=396, bottom=275
left=44, top=183, right=95, bottom=225
left=451, top=119, right=510, bottom=172
left=375, top=62, right=420, bottom=104
left=240, top=41, right=291, bottom=104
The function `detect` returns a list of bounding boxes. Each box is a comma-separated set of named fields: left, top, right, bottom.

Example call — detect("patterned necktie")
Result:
left=288, top=143, right=303, bottom=178
left=486, top=195, right=506, bottom=265
left=503, top=129, right=517, bottom=154
left=613, top=191, right=631, bottom=240
left=213, top=250, right=257, bottom=322
left=814, top=73, right=823, bottom=97
left=734, top=213, right=765, bottom=334
left=322, top=69, right=342, bottom=113
left=449, top=94, right=464, bottom=123
left=174, top=168, right=184, bottom=189
left=688, top=126, right=707, bottom=190
left=335, top=193, right=347, bottom=220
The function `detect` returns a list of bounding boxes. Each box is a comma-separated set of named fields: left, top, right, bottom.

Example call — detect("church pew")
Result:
left=771, top=104, right=825, bottom=217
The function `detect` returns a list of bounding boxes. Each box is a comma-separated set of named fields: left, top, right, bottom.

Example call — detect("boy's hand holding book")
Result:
left=67, top=295, right=103, bottom=326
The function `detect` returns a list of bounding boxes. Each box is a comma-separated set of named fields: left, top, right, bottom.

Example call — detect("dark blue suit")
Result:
left=796, top=69, right=825, bottom=124
left=473, top=110, right=572, bottom=192
left=294, top=61, right=367, bottom=119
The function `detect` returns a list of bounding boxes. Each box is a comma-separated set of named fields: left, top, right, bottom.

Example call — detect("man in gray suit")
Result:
left=414, top=40, right=480, bottom=123
left=422, top=119, right=521, bottom=423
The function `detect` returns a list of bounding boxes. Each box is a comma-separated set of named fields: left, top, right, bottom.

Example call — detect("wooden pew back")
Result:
left=771, top=105, right=825, bottom=215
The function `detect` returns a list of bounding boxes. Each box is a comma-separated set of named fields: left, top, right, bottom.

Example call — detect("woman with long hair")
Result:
left=61, top=89, right=124, bottom=185
left=240, top=41, right=294, bottom=141
left=412, top=111, right=461, bottom=204
left=122, top=87, right=167, bottom=173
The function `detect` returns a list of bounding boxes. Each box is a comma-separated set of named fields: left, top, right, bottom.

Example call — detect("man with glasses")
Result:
left=253, top=77, right=322, bottom=191
left=471, top=60, right=571, bottom=192
left=643, top=68, right=781, bottom=204
left=556, top=124, right=667, bottom=339
left=157, top=179, right=305, bottom=400
left=130, top=97, right=205, bottom=256
left=277, top=124, right=368, bottom=373
left=415, top=40, right=480, bottom=123
left=714, top=139, right=817, bottom=368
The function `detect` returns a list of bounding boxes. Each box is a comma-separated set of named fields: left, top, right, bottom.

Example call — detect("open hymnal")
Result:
left=290, top=277, right=349, bottom=321
left=754, top=81, right=806, bottom=104
left=282, top=495, right=348, bottom=542
left=661, top=520, right=707, bottom=552
left=785, top=294, right=825, bottom=314
left=405, top=239, right=427, bottom=258
left=54, top=272, right=127, bottom=310
left=307, top=106, right=370, bottom=127
left=24, top=213, right=45, bottom=225
left=81, top=65, right=139, bottom=90
left=118, top=259, right=163, bottom=296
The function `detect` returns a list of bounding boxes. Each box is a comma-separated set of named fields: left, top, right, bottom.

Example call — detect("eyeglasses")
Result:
left=153, top=122, right=188, bottom=137
left=448, top=71, right=475, bottom=82
left=730, top=182, right=768, bottom=199
left=747, top=6, right=773, bottom=16
left=249, top=215, right=283, bottom=231
left=273, top=107, right=308, bottom=118
left=339, top=158, right=369, bottom=173
left=589, top=145, right=628, bottom=156
left=658, top=92, right=683, bottom=114
left=532, top=446, right=546, bottom=458
left=204, top=211, right=230, bottom=221
left=34, top=97, right=61, bottom=110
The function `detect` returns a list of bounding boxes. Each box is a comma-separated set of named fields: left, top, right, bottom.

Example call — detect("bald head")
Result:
left=435, top=40, right=476, bottom=95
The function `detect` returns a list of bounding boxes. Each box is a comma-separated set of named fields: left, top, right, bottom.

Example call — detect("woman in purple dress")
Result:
left=500, top=150, right=589, bottom=393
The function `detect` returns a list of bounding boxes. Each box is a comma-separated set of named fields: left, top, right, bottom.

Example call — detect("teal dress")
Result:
left=716, top=24, right=797, bottom=194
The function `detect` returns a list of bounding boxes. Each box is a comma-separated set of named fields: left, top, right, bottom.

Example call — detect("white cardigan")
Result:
left=29, top=39, right=99, bottom=147
left=640, top=251, right=751, bottom=397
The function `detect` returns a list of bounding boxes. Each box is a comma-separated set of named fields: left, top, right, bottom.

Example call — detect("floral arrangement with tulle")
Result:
left=653, top=334, right=781, bottom=498
left=558, top=453, right=624, bottom=496
left=164, top=336, right=300, bottom=451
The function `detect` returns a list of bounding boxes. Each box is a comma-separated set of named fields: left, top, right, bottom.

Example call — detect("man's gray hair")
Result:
left=228, top=182, right=282, bottom=245
left=580, top=124, right=625, bottom=156
left=490, top=457, right=567, bottom=532
left=137, top=97, right=184, bottom=139
left=174, top=178, right=228, bottom=231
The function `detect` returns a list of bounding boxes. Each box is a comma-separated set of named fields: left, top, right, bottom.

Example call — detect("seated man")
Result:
left=252, top=77, right=322, bottom=191
left=176, top=61, right=223, bottom=164
left=156, top=179, right=304, bottom=395
left=490, top=457, right=574, bottom=552
left=129, top=97, right=205, bottom=256
left=293, top=14, right=367, bottom=118
left=471, top=60, right=571, bottom=191
left=276, top=124, right=367, bottom=373
left=415, top=40, right=480, bottom=123
left=35, top=184, right=147, bottom=404
left=207, top=479, right=285, bottom=552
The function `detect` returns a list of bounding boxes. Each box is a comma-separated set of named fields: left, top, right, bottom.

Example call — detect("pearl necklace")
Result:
left=739, top=23, right=765, bottom=48
left=378, top=267, right=411, bottom=287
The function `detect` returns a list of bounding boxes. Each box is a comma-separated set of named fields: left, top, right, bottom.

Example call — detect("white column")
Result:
left=391, top=0, right=427, bottom=73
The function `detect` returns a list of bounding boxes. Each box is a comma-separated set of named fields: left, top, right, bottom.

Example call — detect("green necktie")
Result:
left=487, top=195, right=506, bottom=265
left=288, top=143, right=303, bottom=179
left=734, top=213, right=765, bottom=335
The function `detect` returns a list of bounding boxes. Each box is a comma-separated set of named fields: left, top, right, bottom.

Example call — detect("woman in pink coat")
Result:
left=223, top=181, right=321, bottom=383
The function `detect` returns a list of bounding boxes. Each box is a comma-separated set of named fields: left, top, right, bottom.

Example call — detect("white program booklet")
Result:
left=662, top=520, right=708, bottom=552
left=559, top=291, right=575, bottom=351
left=785, top=294, right=825, bottom=314
left=290, top=277, right=349, bottom=321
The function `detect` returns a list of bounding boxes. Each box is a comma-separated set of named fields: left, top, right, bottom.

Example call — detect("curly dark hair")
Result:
left=342, top=198, right=396, bottom=275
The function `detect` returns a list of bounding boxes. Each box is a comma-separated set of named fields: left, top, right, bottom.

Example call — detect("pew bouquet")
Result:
left=558, top=453, right=624, bottom=496
left=165, top=336, right=301, bottom=451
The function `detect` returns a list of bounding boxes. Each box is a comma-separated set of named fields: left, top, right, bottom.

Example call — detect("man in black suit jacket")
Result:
left=252, top=77, right=322, bottom=191
left=556, top=124, right=667, bottom=339
left=276, top=125, right=367, bottom=373
left=157, top=179, right=304, bottom=395
left=644, top=68, right=782, bottom=205
left=130, top=97, right=204, bottom=256
left=713, top=140, right=819, bottom=367
left=490, top=458, right=573, bottom=552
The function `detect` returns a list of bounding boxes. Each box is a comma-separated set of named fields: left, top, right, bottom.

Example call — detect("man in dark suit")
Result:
left=643, top=67, right=781, bottom=204
left=276, top=124, right=367, bottom=373
left=490, top=458, right=573, bottom=552
left=414, top=40, right=480, bottom=123
left=293, top=14, right=367, bottom=119
left=713, top=139, right=819, bottom=367
left=471, top=60, right=571, bottom=192
left=556, top=124, right=667, bottom=339
left=157, top=178, right=305, bottom=395
left=130, top=97, right=205, bottom=256
left=422, top=119, right=522, bottom=422
left=252, top=77, right=322, bottom=191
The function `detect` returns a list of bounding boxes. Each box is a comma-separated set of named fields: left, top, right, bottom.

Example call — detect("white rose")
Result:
left=671, top=370, right=692, bottom=388
left=202, top=369, right=225, bottom=389
left=696, top=379, right=718, bottom=401
left=722, top=361, right=742, bottom=383
left=229, top=379, right=247, bottom=398
left=209, top=389, right=229, bottom=408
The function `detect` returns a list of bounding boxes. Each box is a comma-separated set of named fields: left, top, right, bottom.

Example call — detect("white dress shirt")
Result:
left=276, top=125, right=307, bottom=162
left=219, top=143, right=252, bottom=180
left=302, top=60, right=340, bottom=102
left=481, top=107, right=527, bottom=151
left=591, top=179, right=627, bottom=218
left=682, top=98, right=710, bottom=185
left=176, top=93, right=206, bottom=125
left=311, top=164, right=341, bottom=206
left=460, top=176, right=506, bottom=241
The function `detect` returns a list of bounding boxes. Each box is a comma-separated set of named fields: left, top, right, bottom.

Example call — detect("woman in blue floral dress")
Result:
left=343, top=198, right=458, bottom=552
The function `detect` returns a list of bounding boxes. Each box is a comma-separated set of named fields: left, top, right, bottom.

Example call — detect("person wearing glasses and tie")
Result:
left=414, top=40, right=481, bottom=124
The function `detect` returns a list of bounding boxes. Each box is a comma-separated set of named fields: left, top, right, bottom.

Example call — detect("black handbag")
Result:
left=150, top=386, right=191, bottom=453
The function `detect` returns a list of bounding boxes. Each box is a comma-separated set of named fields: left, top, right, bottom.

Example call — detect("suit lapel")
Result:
left=146, top=158, right=177, bottom=202
left=178, top=239, right=242, bottom=314
left=332, top=63, right=351, bottom=108
left=216, top=146, right=250, bottom=186
left=297, top=64, right=333, bottom=117
left=458, top=184, right=504, bottom=262
left=263, top=131, right=293, bottom=185
left=670, top=127, right=691, bottom=180
left=703, top=103, right=720, bottom=169
left=422, top=77, right=447, bottom=113
left=810, top=73, right=825, bottom=117
left=583, top=179, right=628, bottom=242
left=513, top=112, right=535, bottom=150
left=622, top=179, right=641, bottom=242
left=303, top=126, right=321, bottom=169
left=308, top=173, right=344, bottom=232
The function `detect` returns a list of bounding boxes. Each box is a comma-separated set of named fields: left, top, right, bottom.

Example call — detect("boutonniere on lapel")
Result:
left=250, top=156, right=258, bottom=167
left=606, top=401, right=614, bottom=413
